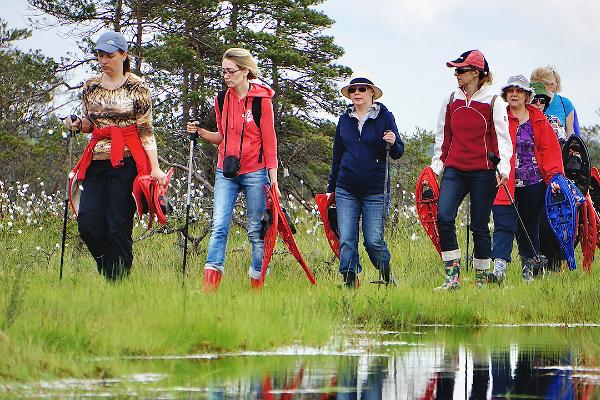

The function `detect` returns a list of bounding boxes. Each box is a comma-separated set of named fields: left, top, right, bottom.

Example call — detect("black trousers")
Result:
left=77, top=157, right=137, bottom=280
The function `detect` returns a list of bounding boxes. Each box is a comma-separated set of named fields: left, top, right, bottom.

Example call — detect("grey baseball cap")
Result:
left=95, top=31, right=129, bottom=53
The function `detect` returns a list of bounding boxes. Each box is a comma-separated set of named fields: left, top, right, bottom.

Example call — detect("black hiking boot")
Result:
left=342, top=271, right=359, bottom=289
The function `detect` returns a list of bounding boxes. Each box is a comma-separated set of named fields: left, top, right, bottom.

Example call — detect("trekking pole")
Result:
left=465, top=195, right=470, bottom=272
left=373, top=140, right=396, bottom=286
left=182, top=121, right=200, bottom=279
left=487, top=152, right=541, bottom=262
left=59, top=115, right=79, bottom=281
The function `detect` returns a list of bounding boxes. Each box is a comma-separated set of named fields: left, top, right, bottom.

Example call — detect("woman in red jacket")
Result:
left=488, top=75, right=563, bottom=284
left=186, top=48, right=279, bottom=291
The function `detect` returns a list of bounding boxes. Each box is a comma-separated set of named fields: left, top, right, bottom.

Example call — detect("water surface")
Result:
left=3, top=326, right=600, bottom=399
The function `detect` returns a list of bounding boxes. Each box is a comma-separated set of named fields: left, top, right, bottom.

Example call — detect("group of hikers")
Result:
left=63, top=31, right=591, bottom=291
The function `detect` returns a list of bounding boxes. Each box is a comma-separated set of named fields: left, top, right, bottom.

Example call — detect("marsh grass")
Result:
left=1, top=217, right=600, bottom=381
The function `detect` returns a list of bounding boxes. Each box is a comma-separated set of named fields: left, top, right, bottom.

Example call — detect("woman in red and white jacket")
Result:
left=187, top=48, right=278, bottom=291
left=488, top=75, right=563, bottom=284
left=430, top=49, right=512, bottom=290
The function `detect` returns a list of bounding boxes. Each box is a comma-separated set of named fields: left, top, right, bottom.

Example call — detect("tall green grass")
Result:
left=1, top=218, right=600, bottom=381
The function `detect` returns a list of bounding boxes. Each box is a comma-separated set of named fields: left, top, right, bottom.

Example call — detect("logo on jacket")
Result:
left=243, top=110, right=254, bottom=123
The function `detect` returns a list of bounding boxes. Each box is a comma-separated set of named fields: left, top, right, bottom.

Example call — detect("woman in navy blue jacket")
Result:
left=327, top=76, right=404, bottom=288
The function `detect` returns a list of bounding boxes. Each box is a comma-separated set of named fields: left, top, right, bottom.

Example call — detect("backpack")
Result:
left=217, top=90, right=263, bottom=128
left=217, top=89, right=264, bottom=162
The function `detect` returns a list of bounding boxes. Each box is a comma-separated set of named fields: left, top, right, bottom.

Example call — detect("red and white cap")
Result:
left=446, top=49, right=489, bottom=72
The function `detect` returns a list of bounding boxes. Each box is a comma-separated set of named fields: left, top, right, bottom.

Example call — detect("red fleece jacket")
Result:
left=214, top=83, right=278, bottom=175
left=494, top=105, right=564, bottom=206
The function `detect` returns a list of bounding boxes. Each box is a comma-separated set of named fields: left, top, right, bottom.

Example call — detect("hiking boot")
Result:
left=487, top=258, right=507, bottom=285
left=342, top=271, right=360, bottom=289
left=203, top=267, right=222, bottom=292
left=532, top=255, right=547, bottom=277
left=434, top=259, right=460, bottom=290
left=371, top=264, right=391, bottom=285
left=475, top=269, right=489, bottom=288
left=521, top=258, right=535, bottom=284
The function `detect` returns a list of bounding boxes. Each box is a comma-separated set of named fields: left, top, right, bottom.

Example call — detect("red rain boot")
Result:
left=250, top=278, right=263, bottom=290
left=203, top=267, right=222, bottom=292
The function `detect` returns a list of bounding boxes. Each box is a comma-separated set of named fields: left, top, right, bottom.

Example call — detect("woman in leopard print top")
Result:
left=64, top=31, right=167, bottom=280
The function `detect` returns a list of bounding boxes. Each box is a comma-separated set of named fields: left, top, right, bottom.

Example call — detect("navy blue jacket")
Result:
left=327, top=103, right=404, bottom=195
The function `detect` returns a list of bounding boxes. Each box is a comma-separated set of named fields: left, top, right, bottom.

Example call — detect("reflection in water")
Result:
left=204, top=345, right=599, bottom=399
left=4, top=328, right=600, bottom=398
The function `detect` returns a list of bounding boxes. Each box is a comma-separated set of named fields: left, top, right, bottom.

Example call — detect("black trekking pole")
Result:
left=465, top=195, right=471, bottom=272
left=59, top=115, right=79, bottom=281
left=182, top=121, right=200, bottom=280
left=487, top=152, right=541, bottom=262
left=372, top=141, right=396, bottom=286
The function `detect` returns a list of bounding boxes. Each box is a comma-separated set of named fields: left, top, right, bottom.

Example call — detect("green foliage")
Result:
left=0, top=20, right=72, bottom=186
left=24, top=0, right=352, bottom=198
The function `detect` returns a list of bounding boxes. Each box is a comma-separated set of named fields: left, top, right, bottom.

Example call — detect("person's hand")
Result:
left=272, top=182, right=282, bottom=199
left=186, top=121, right=200, bottom=136
left=497, top=173, right=508, bottom=186
left=383, top=130, right=395, bottom=145
left=550, top=181, right=560, bottom=194
left=151, top=167, right=168, bottom=186
left=63, top=115, right=81, bottom=131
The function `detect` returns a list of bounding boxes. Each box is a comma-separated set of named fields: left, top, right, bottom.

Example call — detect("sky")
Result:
left=3, top=0, right=600, bottom=134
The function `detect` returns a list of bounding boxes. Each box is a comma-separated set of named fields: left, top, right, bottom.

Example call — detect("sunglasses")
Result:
left=348, top=86, right=368, bottom=94
left=455, top=68, right=475, bottom=75
left=531, top=97, right=548, bottom=105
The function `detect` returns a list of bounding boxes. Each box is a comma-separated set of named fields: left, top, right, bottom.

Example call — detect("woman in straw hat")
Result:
left=488, top=75, right=563, bottom=285
left=326, top=76, right=404, bottom=288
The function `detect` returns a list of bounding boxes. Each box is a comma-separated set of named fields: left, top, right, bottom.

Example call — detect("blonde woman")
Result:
left=530, top=66, right=578, bottom=135
left=430, top=49, right=512, bottom=290
left=186, top=48, right=278, bottom=291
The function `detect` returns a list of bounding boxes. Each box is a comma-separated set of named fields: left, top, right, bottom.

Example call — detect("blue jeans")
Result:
left=335, top=186, right=391, bottom=275
left=492, top=181, right=545, bottom=261
left=437, top=167, right=498, bottom=269
left=205, top=168, right=270, bottom=279
left=491, top=205, right=517, bottom=262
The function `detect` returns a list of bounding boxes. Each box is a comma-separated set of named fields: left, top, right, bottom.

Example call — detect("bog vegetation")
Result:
left=2, top=0, right=600, bottom=383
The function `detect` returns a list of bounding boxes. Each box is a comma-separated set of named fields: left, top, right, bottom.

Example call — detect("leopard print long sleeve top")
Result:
left=82, top=73, right=157, bottom=160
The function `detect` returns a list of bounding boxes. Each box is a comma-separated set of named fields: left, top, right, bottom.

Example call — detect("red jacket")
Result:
left=431, top=85, right=512, bottom=177
left=494, top=104, right=564, bottom=206
left=215, top=83, right=278, bottom=175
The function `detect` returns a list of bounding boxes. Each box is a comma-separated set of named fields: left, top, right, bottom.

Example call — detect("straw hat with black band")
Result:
left=341, top=77, right=383, bottom=100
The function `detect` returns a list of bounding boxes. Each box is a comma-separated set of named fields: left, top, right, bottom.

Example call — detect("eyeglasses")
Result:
left=221, top=68, right=240, bottom=76
left=348, top=86, right=368, bottom=94
left=505, top=87, right=525, bottom=94
left=455, top=68, right=475, bottom=75
left=531, top=97, right=548, bottom=105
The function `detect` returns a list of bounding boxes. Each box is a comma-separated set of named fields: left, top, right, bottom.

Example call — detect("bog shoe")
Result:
left=435, top=259, right=460, bottom=290
left=203, top=267, right=222, bottom=292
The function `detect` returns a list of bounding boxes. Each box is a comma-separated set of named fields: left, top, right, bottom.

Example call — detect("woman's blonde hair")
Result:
left=223, top=47, right=259, bottom=80
left=478, top=70, right=493, bottom=87
left=530, top=66, right=561, bottom=92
